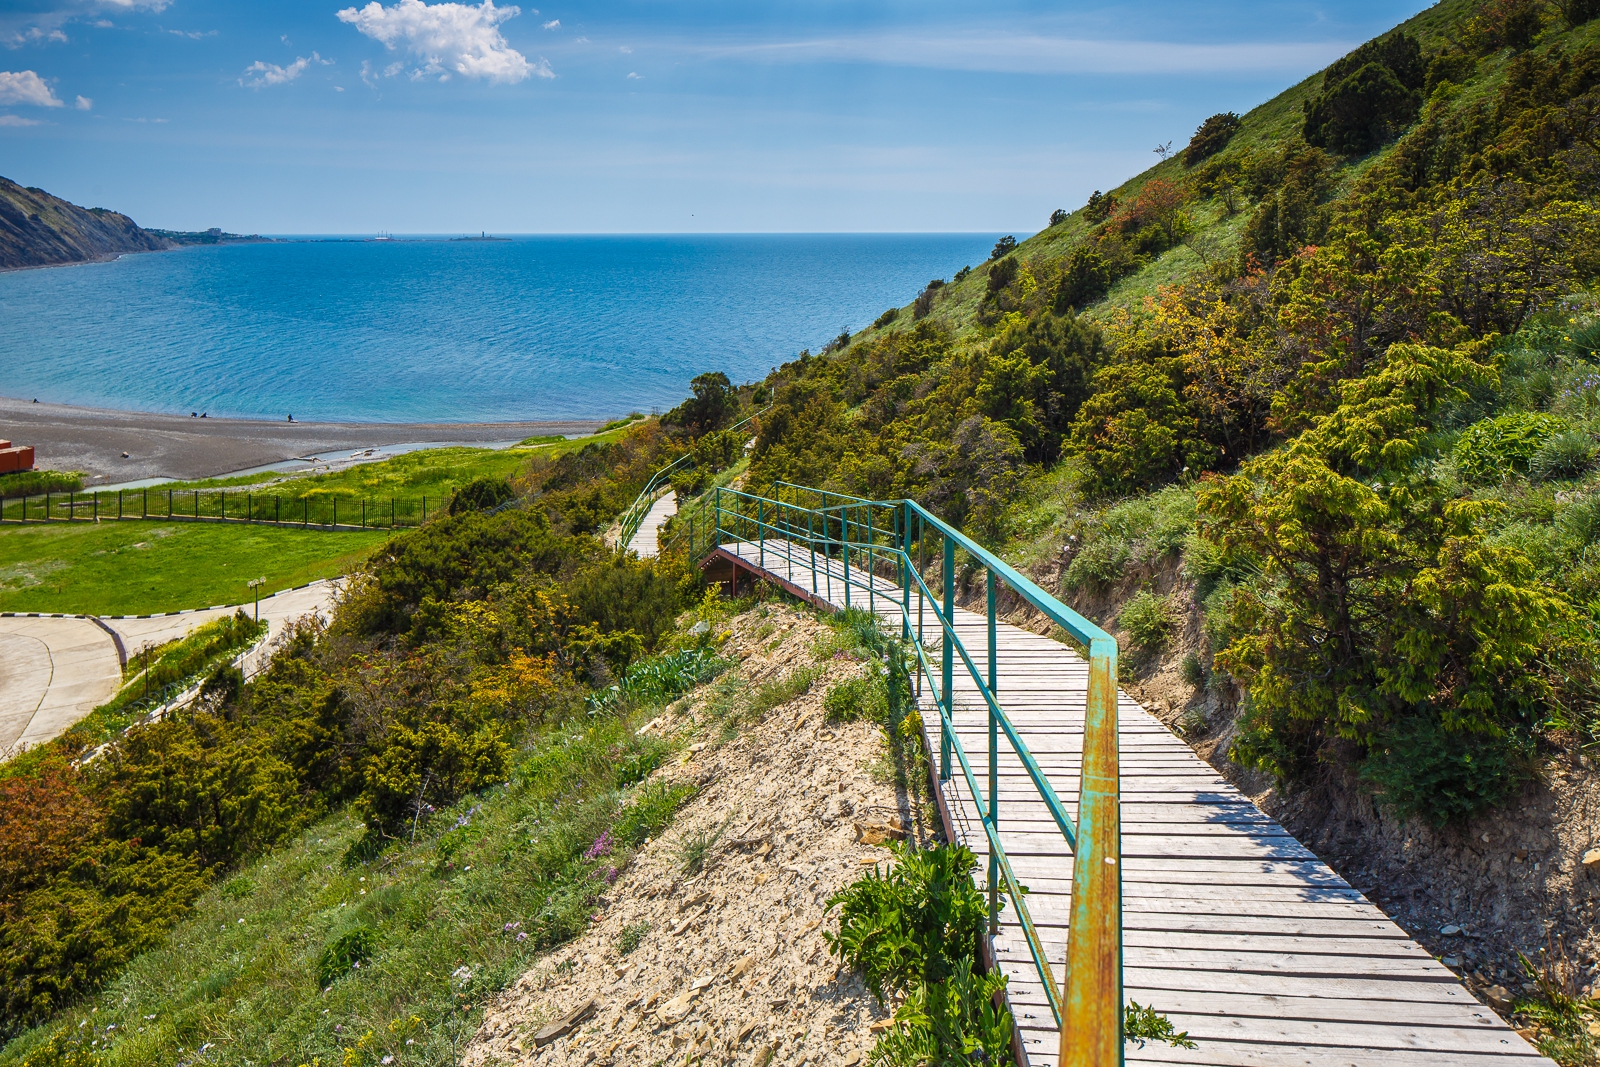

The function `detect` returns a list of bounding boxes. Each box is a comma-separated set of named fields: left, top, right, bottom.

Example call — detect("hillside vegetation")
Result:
left=736, top=0, right=1600, bottom=832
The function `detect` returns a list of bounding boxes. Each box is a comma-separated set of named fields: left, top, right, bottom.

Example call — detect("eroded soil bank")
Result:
left=462, top=602, right=939, bottom=1067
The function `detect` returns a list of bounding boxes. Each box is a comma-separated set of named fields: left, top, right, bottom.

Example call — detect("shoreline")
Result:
left=0, top=396, right=610, bottom=483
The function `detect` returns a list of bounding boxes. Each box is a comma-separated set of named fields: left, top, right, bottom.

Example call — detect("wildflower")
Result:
left=583, top=831, right=613, bottom=861
left=382, top=1058, right=394, bottom=1065
left=605, top=866, right=619, bottom=884
left=517, top=931, right=528, bottom=942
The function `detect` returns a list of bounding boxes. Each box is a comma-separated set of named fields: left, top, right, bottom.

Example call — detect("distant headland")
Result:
left=0, top=175, right=274, bottom=271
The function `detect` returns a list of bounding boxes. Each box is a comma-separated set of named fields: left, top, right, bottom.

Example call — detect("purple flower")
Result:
left=583, top=831, right=613, bottom=861
left=516, top=931, right=528, bottom=942
left=605, top=866, right=619, bottom=884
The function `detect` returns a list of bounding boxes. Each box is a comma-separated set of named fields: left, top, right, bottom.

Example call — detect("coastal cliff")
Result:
left=0, top=175, right=172, bottom=270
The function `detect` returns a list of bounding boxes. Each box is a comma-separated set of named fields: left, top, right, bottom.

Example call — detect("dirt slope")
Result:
left=462, top=602, right=939, bottom=1067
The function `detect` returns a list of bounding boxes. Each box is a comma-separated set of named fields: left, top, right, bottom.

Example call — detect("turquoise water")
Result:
left=0, top=234, right=997, bottom=423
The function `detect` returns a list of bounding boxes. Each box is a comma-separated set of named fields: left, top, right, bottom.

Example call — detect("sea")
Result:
left=0, top=234, right=1000, bottom=424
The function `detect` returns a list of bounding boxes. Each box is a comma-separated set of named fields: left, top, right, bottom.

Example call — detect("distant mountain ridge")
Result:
left=0, top=176, right=173, bottom=270
left=0, top=177, right=273, bottom=271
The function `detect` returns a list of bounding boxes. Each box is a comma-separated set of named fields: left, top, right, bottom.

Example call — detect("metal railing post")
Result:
left=714, top=488, right=723, bottom=547
left=901, top=503, right=912, bottom=642
left=940, top=532, right=954, bottom=781
left=988, top=567, right=999, bottom=934
left=1062, top=640, right=1124, bottom=1067
left=867, top=505, right=876, bottom=616
left=842, top=505, right=852, bottom=609
left=758, top=497, right=765, bottom=569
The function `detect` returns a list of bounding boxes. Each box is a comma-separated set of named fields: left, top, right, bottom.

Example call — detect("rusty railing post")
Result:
left=1061, top=637, right=1123, bottom=1067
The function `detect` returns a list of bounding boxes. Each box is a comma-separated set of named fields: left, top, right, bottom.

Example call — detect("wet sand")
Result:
left=0, top=397, right=607, bottom=483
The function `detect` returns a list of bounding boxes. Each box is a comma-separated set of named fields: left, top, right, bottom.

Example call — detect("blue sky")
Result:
left=0, top=1, right=1431, bottom=233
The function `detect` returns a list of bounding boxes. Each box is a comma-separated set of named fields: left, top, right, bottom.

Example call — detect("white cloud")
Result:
left=4, top=0, right=168, bottom=49
left=574, top=35, right=587, bottom=43
left=0, top=70, right=64, bottom=107
left=541, top=18, right=558, bottom=29
left=240, top=51, right=330, bottom=89
left=626, top=71, right=640, bottom=79
left=336, top=0, right=549, bottom=83
left=0, top=114, right=41, bottom=126
left=75, top=94, right=90, bottom=109
left=618, top=45, right=630, bottom=53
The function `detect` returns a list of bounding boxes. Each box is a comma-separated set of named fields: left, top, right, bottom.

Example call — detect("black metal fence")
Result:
left=0, top=487, right=451, bottom=531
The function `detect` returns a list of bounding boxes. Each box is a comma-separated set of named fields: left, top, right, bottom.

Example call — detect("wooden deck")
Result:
left=713, top=539, right=1552, bottom=1067
left=625, top=491, right=678, bottom=558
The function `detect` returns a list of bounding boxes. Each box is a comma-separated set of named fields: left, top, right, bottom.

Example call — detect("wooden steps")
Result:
left=715, top=538, right=1553, bottom=1067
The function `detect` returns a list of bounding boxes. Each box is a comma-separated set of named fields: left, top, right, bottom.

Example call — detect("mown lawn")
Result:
left=0, top=521, right=390, bottom=616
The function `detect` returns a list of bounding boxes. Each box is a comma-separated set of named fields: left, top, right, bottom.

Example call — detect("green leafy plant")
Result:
left=1453, top=411, right=1569, bottom=482
left=748, top=666, right=821, bottom=717
left=1119, top=591, right=1176, bottom=651
left=868, top=957, right=1012, bottom=1067
left=1358, top=716, right=1528, bottom=826
left=316, top=926, right=378, bottom=988
left=613, top=781, right=696, bottom=847
left=1125, top=1001, right=1198, bottom=1049
left=585, top=647, right=731, bottom=715
left=824, top=673, right=889, bottom=724
left=674, top=819, right=728, bottom=875
left=1530, top=430, right=1597, bottom=482
left=1513, top=948, right=1600, bottom=1066
left=617, top=921, right=650, bottom=955
left=825, top=843, right=990, bottom=1001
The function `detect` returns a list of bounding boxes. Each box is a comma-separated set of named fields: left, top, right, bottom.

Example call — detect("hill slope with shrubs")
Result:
left=710, top=0, right=1600, bottom=1052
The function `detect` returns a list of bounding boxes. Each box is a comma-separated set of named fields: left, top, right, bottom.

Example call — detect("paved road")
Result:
left=0, top=580, right=339, bottom=758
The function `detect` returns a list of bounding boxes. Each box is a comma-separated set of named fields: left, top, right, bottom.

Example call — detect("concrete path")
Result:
left=626, top=491, right=678, bottom=558
left=0, top=619, right=120, bottom=756
left=0, top=580, right=339, bottom=758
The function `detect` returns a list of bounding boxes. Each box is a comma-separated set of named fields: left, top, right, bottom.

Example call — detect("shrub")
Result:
left=1358, top=717, right=1527, bottom=826
left=1302, top=33, right=1424, bottom=155
left=617, top=921, right=650, bottom=954
left=1183, top=112, right=1241, bottom=166
left=613, top=781, right=695, bottom=847
left=1180, top=652, right=1207, bottom=689
left=867, top=958, right=1012, bottom=1067
left=912, top=279, right=945, bottom=319
left=1561, top=494, right=1600, bottom=545
left=1119, top=591, right=1175, bottom=651
left=1064, top=536, right=1130, bottom=591
left=317, top=926, right=378, bottom=988
left=825, top=843, right=989, bottom=1000
left=585, top=647, right=731, bottom=714
left=824, top=673, right=888, bottom=723
left=447, top=476, right=514, bottom=515
left=1083, top=190, right=1117, bottom=223
left=1049, top=208, right=1069, bottom=226
left=989, top=235, right=1017, bottom=260
left=1454, top=411, right=1569, bottom=482
left=873, top=307, right=899, bottom=329
left=0, top=470, right=84, bottom=496
left=1530, top=430, right=1597, bottom=481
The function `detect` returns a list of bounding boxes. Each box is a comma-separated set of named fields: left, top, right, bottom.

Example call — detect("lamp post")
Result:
left=248, top=576, right=267, bottom=623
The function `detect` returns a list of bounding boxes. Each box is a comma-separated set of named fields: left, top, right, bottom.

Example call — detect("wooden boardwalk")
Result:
left=715, top=539, right=1552, bottom=1067
left=625, top=491, right=678, bottom=558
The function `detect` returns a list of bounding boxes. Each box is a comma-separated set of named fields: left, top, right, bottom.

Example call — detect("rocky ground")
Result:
left=461, top=601, right=940, bottom=1067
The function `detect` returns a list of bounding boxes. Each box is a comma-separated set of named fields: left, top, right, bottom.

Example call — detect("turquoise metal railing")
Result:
left=668, top=482, right=1124, bottom=1066
left=614, top=406, right=770, bottom=553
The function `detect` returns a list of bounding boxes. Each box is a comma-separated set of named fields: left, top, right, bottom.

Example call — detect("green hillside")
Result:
left=738, top=0, right=1600, bottom=836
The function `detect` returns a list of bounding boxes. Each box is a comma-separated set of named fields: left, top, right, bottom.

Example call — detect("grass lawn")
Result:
left=0, top=521, right=390, bottom=616
left=157, top=423, right=644, bottom=501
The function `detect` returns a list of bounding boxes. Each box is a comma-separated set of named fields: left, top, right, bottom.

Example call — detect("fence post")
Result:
left=168, top=488, right=173, bottom=518
left=391, top=497, right=395, bottom=529
left=1062, top=640, right=1124, bottom=1067
left=275, top=496, right=280, bottom=524
left=713, top=488, right=722, bottom=548
left=866, top=506, right=876, bottom=616
left=193, top=490, right=198, bottom=519
left=842, top=505, right=851, bottom=610
left=940, top=532, right=954, bottom=782
left=93, top=493, right=98, bottom=522
left=757, top=497, right=765, bottom=569
left=143, top=488, right=147, bottom=519
left=118, top=491, right=123, bottom=521
left=987, top=567, right=999, bottom=935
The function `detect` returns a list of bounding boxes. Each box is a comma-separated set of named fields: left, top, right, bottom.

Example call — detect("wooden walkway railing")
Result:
left=711, top=536, right=1553, bottom=1067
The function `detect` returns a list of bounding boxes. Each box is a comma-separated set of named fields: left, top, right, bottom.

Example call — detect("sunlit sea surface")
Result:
left=0, top=234, right=999, bottom=423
